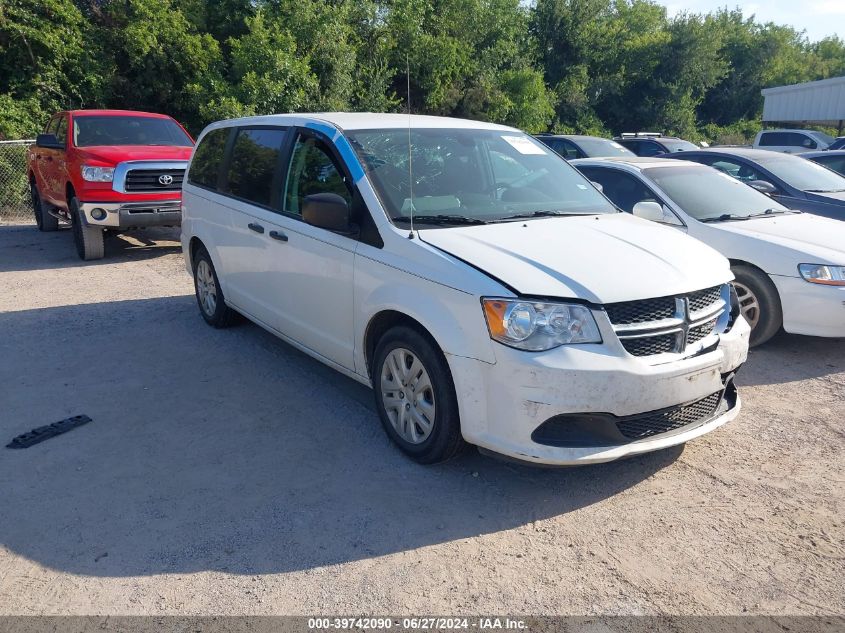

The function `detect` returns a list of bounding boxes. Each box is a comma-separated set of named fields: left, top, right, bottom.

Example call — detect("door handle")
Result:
left=248, top=222, right=264, bottom=234
left=269, top=230, right=288, bottom=242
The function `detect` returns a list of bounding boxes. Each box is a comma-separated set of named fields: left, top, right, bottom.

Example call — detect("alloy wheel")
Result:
left=733, top=281, right=760, bottom=330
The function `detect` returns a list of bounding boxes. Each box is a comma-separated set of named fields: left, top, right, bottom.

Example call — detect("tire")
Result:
left=70, top=197, right=104, bottom=260
left=731, top=264, right=782, bottom=346
left=31, top=182, right=58, bottom=232
left=372, top=326, right=466, bottom=464
left=192, top=246, right=236, bottom=328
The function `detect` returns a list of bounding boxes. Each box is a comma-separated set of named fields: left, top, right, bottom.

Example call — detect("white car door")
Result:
left=260, top=129, right=357, bottom=370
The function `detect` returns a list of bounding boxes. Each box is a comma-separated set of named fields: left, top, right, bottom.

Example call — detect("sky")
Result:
left=652, top=1, right=844, bottom=42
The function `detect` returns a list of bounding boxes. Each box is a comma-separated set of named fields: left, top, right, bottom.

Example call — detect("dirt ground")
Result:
left=0, top=224, right=842, bottom=616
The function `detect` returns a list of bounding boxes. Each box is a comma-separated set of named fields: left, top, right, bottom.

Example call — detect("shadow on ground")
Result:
left=737, top=330, right=845, bottom=386
left=0, top=296, right=682, bottom=578
left=0, top=225, right=181, bottom=273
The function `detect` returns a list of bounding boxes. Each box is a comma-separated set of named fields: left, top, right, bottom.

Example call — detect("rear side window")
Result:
left=759, top=132, right=815, bottom=148
left=189, top=128, right=230, bottom=190
left=225, top=128, right=287, bottom=207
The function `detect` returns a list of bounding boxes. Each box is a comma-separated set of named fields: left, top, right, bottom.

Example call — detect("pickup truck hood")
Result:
left=75, top=145, right=192, bottom=165
left=702, top=213, right=845, bottom=264
left=419, top=213, right=731, bottom=304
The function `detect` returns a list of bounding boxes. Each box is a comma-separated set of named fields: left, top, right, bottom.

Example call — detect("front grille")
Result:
left=606, top=285, right=727, bottom=358
left=616, top=391, right=724, bottom=440
left=124, top=168, right=184, bottom=192
left=689, top=286, right=722, bottom=314
left=621, top=333, right=677, bottom=357
left=605, top=296, right=675, bottom=325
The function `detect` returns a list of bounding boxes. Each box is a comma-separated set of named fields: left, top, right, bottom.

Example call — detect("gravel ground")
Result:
left=0, top=225, right=842, bottom=616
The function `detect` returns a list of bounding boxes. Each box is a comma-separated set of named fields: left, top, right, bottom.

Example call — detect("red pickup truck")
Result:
left=27, top=109, right=194, bottom=260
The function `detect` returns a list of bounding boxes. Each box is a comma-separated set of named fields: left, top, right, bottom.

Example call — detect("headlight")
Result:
left=798, top=264, right=845, bottom=286
left=80, top=165, right=115, bottom=182
left=482, top=298, right=602, bottom=351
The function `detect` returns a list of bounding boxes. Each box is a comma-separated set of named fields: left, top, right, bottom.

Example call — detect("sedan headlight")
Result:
left=482, top=298, right=601, bottom=351
left=81, top=165, right=115, bottom=182
left=798, top=264, right=845, bottom=286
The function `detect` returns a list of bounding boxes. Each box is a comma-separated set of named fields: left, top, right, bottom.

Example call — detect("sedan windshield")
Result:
left=346, top=128, right=616, bottom=226
left=576, top=138, right=635, bottom=157
left=643, top=165, right=789, bottom=220
left=756, top=154, right=845, bottom=192
left=74, top=116, right=193, bottom=147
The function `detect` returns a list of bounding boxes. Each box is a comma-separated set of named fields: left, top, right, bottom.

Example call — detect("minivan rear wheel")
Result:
left=192, top=247, right=236, bottom=328
left=373, top=326, right=465, bottom=464
left=731, top=264, right=782, bottom=346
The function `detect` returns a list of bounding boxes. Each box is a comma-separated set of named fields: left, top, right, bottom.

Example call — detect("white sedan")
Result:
left=574, top=157, right=845, bottom=345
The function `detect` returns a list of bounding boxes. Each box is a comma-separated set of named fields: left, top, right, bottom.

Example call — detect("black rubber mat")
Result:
left=6, top=415, right=92, bottom=449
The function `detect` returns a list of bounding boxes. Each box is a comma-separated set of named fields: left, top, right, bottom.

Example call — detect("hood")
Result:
left=702, top=213, right=845, bottom=264
left=75, top=145, right=193, bottom=165
left=419, top=213, right=731, bottom=304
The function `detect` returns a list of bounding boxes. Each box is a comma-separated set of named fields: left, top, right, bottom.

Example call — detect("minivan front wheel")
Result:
left=731, top=264, right=782, bottom=346
left=192, top=247, right=236, bottom=328
left=373, top=326, right=465, bottom=464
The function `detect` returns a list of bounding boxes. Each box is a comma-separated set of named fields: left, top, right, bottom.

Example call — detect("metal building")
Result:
left=762, top=76, right=845, bottom=134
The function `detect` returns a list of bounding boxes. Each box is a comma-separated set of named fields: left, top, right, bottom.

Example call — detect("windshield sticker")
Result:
left=502, top=135, right=547, bottom=155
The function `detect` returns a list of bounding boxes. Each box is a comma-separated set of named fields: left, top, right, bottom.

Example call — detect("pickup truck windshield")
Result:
left=73, top=116, right=193, bottom=147
left=346, top=128, right=615, bottom=225
left=643, top=165, right=789, bottom=220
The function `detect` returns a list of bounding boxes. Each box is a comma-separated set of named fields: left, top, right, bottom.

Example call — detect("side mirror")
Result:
left=590, top=181, right=603, bottom=193
left=36, top=133, right=63, bottom=149
left=749, top=180, right=777, bottom=195
left=303, top=193, right=355, bottom=233
left=633, top=200, right=681, bottom=225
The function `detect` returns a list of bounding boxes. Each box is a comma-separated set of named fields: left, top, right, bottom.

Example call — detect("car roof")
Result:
left=802, top=150, right=845, bottom=158
left=536, top=134, right=614, bottom=142
left=207, top=112, right=517, bottom=133
left=65, top=109, right=176, bottom=119
left=759, top=128, right=826, bottom=134
left=570, top=156, right=694, bottom=170
left=678, top=147, right=791, bottom=160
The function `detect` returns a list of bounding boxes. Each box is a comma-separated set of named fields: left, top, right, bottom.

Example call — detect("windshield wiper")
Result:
left=699, top=213, right=753, bottom=223
left=745, top=208, right=795, bottom=218
left=493, top=210, right=585, bottom=222
left=806, top=189, right=845, bottom=193
left=390, top=214, right=489, bottom=226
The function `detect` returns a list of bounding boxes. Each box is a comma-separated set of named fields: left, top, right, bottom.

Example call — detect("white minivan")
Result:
left=181, top=113, right=750, bottom=465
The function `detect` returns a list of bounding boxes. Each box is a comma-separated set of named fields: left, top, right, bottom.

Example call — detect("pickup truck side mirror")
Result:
left=303, top=193, right=356, bottom=234
left=632, top=200, right=680, bottom=225
left=748, top=180, right=777, bottom=195
left=35, top=133, right=64, bottom=150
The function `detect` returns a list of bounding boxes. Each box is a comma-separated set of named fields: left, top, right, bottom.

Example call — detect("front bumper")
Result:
left=448, top=316, right=750, bottom=466
left=79, top=201, right=182, bottom=229
left=771, top=274, right=845, bottom=338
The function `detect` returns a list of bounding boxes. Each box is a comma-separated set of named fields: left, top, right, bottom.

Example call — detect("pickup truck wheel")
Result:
left=373, top=326, right=465, bottom=464
left=31, top=183, right=58, bottom=232
left=70, top=198, right=104, bottom=260
left=192, top=248, right=236, bottom=328
left=732, top=264, right=782, bottom=346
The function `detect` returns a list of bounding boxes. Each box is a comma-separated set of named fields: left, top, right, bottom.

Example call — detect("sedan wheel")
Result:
left=380, top=347, right=436, bottom=444
left=732, top=281, right=760, bottom=330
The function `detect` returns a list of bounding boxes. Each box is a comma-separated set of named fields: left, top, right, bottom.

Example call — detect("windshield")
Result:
left=810, top=131, right=836, bottom=145
left=643, top=165, right=789, bottom=220
left=73, top=116, right=193, bottom=147
left=757, top=154, right=845, bottom=192
left=346, top=128, right=616, bottom=226
left=575, top=138, right=635, bottom=157
left=661, top=139, right=699, bottom=152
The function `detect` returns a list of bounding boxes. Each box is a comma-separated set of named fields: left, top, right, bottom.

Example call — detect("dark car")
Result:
left=669, top=148, right=845, bottom=221
left=535, top=134, right=635, bottom=159
left=613, top=133, right=699, bottom=156
left=829, top=137, right=845, bottom=150
left=803, top=150, right=845, bottom=177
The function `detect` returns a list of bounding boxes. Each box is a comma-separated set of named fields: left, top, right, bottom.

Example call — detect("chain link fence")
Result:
left=0, top=140, right=35, bottom=225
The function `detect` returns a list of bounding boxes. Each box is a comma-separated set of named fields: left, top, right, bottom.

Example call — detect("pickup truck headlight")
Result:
left=798, top=264, right=845, bottom=286
left=81, top=165, right=115, bottom=182
left=482, top=298, right=602, bottom=351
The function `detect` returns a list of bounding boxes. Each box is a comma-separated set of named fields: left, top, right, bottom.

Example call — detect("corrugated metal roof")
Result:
left=761, top=76, right=845, bottom=124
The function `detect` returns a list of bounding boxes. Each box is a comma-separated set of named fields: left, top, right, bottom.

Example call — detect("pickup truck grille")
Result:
left=124, top=168, right=184, bottom=192
left=605, top=285, right=727, bottom=358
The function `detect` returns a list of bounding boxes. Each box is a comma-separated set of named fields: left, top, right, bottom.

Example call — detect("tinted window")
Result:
left=189, top=128, right=230, bottom=190
left=757, top=154, right=845, bottom=192
left=759, top=132, right=787, bottom=146
left=810, top=156, right=845, bottom=176
left=576, top=167, right=661, bottom=213
left=73, top=116, right=193, bottom=147
left=347, top=128, right=615, bottom=226
left=556, top=139, right=582, bottom=159
left=636, top=141, right=664, bottom=157
left=284, top=133, right=351, bottom=216
left=225, top=128, right=287, bottom=207
left=643, top=165, right=788, bottom=220
left=660, top=138, right=698, bottom=152
left=830, top=138, right=845, bottom=150
left=574, top=138, right=634, bottom=157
